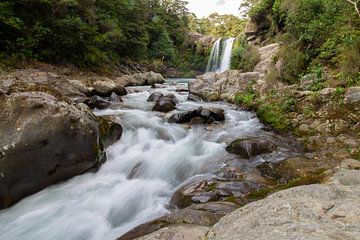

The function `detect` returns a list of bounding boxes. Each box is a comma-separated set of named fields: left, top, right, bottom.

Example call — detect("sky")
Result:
left=186, top=0, right=244, bottom=18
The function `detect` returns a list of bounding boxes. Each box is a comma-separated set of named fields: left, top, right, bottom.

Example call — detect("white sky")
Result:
left=186, top=0, right=244, bottom=18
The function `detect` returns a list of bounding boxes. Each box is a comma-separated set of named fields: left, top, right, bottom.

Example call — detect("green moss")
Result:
left=256, top=103, right=291, bottom=131
left=224, top=196, right=238, bottom=203
left=247, top=170, right=327, bottom=200
left=97, top=116, right=112, bottom=138
left=93, top=143, right=103, bottom=159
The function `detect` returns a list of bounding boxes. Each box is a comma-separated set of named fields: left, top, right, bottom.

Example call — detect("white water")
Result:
left=0, top=79, right=293, bottom=240
left=206, top=38, right=235, bottom=73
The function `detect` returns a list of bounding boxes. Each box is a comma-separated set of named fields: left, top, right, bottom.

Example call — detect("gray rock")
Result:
left=152, top=96, right=177, bottom=113
left=92, top=80, right=127, bottom=97
left=207, top=169, right=360, bottom=240
left=345, top=87, right=360, bottom=105
left=134, top=224, right=209, bottom=240
left=147, top=92, right=164, bottom=102
left=226, top=138, right=276, bottom=158
left=132, top=71, right=165, bottom=86
left=0, top=92, right=121, bottom=208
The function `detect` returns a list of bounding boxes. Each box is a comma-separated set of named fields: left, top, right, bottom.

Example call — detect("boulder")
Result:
left=85, top=95, right=111, bottom=109
left=208, top=108, right=225, bottom=121
left=114, top=75, right=136, bottom=87
left=188, top=93, right=202, bottom=102
left=226, top=138, right=276, bottom=158
left=119, top=202, right=237, bottom=240
left=256, top=156, right=337, bottom=183
left=0, top=92, right=122, bottom=208
left=67, top=80, right=91, bottom=96
left=0, top=69, right=86, bottom=98
left=92, top=80, right=127, bottom=97
left=168, top=110, right=198, bottom=124
left=207, top=169, right=360, bottom=240
left=147, top=92, right=164, bottom=102
left=152, top=96, right=177, bottom=112
left=344, top=86, right=360, bottom=106
left=132, top=71, right=165, bottom=86
left=168, top=107, right=224, bottom=125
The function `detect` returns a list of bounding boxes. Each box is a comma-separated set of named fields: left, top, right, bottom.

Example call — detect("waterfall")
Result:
left=206, top=38, right=221, bottom=72
left=206, top=37, right=235, bottom=73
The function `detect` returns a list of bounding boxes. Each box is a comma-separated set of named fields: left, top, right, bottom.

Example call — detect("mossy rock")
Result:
left=226, top=137, right=276, bottom=158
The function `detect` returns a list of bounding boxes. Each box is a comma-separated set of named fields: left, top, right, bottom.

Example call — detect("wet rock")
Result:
left=256, top=157, right=335, bottom=183
left=190, top=117, right=205, bottom=124
left=191, top=192, right=219, bottom=204
left=226, top=138, right=276, bottom=158
left=109, top=92, right=122, bottom=103
left=147, top=92, right=164, bottom=102
left=85, top=95, right=111, bottom=109
left=168, top=107, right=224, bottom=125
left=152, top=96, right=177, bottom=113
left=168, top=110, right=198, bottom=124
left=216, top=181, right=258, bottom=197
left=170, top=176, right=218, bottom=208
left=200, top=108, right=211, bottom=119
left=0, top=92, right=121, bottom=209
left=188, top=93, right=202, bottom=102
left=208, top=108, right=225, bottom=121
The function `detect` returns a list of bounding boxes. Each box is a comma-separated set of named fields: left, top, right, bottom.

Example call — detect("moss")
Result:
left=247, top=170, right=327, bottom=200
left=97, top=116, right=112, bottom=138
left=256, top=103, right=291, bottom=131
left=224, top=196, right=238, bottom=203
left=93, top=143, right=103, bottom=159
left=206, top=182, right=217, bottom=192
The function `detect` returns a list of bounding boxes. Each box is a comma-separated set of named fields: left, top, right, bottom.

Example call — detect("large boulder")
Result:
left=226, top=138, right=276, bottom=158
left=0, top=69, right=86, bottom=98
left=132, top=71, right=165, bottom=86
left=152, top=95, right=178, bottom=113
left=189, top=71, right=262, bottom=102
left=207, top=169, right=360, bottom=240
left=91, top=80, right=127, bottom=97
left=0, top=91, right=121, bottom=208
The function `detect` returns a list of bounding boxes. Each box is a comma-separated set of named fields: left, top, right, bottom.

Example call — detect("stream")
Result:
left=0, top=78, right=300, bottom=240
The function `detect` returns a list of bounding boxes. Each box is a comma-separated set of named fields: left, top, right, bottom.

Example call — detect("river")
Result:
left=0, top=78, right=298, bottom=240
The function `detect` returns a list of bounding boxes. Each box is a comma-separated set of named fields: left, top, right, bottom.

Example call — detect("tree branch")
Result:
left=346, top=0, right=360, bottom=18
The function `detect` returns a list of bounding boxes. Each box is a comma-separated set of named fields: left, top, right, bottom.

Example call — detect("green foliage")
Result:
left=256, top=103, right=291, bottom=131
left=0, top=0, right=195, bottom=71
left=189, top=13, right=245, bottom=38
left=278, top=45, right=308, bottom=84
left=234, top=92, right=257, bottom=109
left=231, top=39, right=260, bottom=71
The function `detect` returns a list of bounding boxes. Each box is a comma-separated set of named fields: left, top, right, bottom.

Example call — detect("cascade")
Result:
left=206, top=37, right=235, bottom=73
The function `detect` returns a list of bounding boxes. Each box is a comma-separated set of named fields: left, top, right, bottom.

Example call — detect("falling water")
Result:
left=206, top=37, right=235, bottom=73
left=206, top=38, right=221, bottom=72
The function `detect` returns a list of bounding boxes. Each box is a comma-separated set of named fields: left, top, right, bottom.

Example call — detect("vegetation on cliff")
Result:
left=245, top=0, right=360, bottom=86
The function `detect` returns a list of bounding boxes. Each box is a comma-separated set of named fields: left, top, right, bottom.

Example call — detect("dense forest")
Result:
left=0, top=0, right=243, bottom=75
left=232, top=0, right=360, bottom=87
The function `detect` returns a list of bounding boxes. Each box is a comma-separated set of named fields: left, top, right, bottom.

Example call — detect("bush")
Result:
left=278, top=45, right=308, bottom=84
left=231, top=40, right=260, bottom=72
